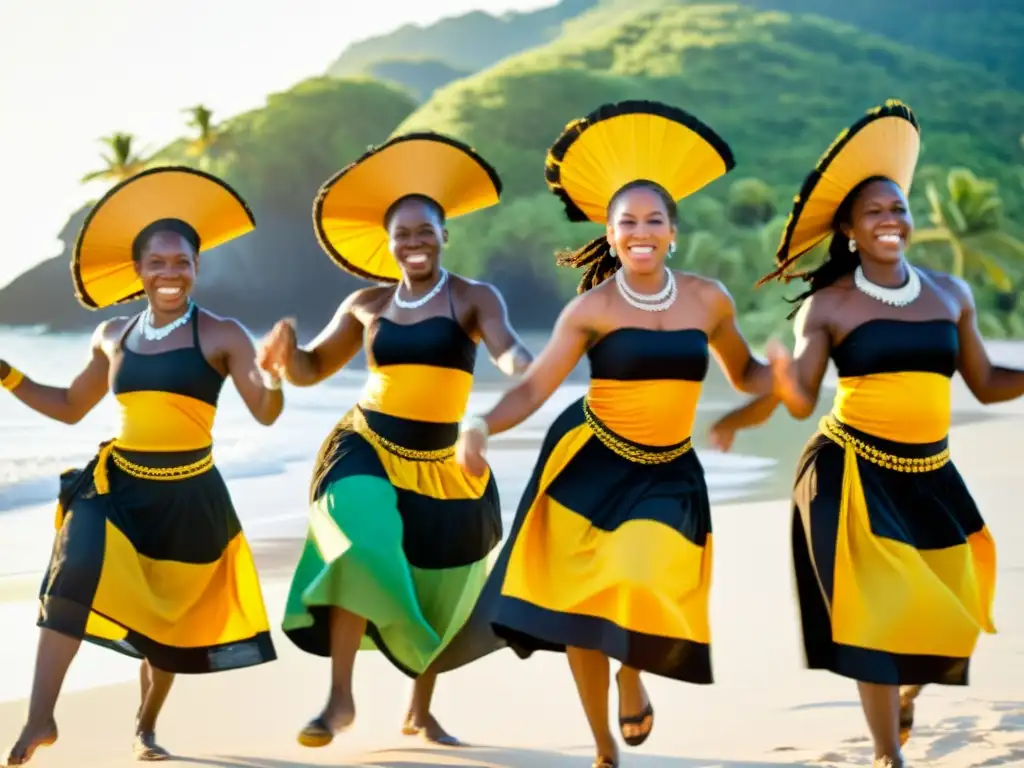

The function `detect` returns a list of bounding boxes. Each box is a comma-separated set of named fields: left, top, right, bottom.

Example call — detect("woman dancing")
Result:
left=256, top=132, right=533, bottom=748
left=709, top=100, right=1012, bottom=767
left=2, top=167, right=281, bottom=765
left=453, top=100, right=798, bottom=768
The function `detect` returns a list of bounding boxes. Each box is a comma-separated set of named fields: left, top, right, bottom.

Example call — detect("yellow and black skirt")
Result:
left=792, top=416, right=997, bottom=685
left=281, top=406, right=503, bottom=678
left=440, top=397, right=714, bottom=683
left=38, top=442, right=276, bottom=673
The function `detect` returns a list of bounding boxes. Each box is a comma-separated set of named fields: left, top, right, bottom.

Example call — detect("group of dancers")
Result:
left=1, top=98, right=1017, bottom=768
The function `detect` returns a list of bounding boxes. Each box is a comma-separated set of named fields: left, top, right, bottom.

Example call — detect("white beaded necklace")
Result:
left=853, top=264, right=921, bottom=307
left=615, top=267, right=677, bottom=312
left=393, top=268, right=448, bottom=310
left=141, top=300, right=194, bottom=341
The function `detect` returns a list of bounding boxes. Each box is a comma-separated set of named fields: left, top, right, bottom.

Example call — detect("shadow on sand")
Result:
left=174, top=743, right=824, bottom=767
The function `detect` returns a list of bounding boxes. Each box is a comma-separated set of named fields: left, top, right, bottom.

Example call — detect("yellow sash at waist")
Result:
left=582, top=397, right=693, bottom=465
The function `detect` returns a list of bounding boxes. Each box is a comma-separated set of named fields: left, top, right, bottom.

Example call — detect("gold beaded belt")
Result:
left=53, top=440, right=214, bottom=529
left=109, top=448, right=213, bottom=482
left=92, top=440, right=214, bottom=493
left=582, top=397, right=693, bottom=465
left=351, top=407, right=455, bottom=462
left=819, top=414, right=950, bottom=473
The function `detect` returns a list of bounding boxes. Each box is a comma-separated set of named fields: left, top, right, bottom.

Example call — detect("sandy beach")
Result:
left=1, top=371, right=1022, bottom=767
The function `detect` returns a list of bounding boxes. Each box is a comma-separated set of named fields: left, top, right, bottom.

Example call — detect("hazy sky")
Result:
left=0, top=0, right=554, bottom=290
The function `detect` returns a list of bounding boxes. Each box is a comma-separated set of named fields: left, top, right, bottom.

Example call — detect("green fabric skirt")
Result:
left=282, top=407, right=502, bottom=677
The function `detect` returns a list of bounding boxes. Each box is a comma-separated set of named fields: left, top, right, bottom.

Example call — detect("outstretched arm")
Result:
left=220, top=318, right=284, bottom=426
left=951, top=276, right=1024, bottom=404
left=478, top=295, right=592, bottom=436
left=775, top=295, right=832, bottom=419
left=260, top=290, right=368, bottom=388
left=704, top=280, right=773, bottom=395
left=457, top=297, right=592, bottom=476
left=0, top=320, right=114, bottom=424
left=710, top=295, right=833, bottom=443
left=468, top=282, right=533, bottom=377
left=709, top=394, right=782, bottom=449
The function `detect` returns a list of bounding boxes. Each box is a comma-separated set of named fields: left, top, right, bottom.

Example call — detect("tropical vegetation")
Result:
left=1, top=0, right=1021, bottom=342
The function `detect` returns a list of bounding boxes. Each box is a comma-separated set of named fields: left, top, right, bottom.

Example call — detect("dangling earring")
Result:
left=848, top=239, right=858, bottom=253
left=669, top=241, right=677, bottom=258
left=609, top=246, right=617, bottom=259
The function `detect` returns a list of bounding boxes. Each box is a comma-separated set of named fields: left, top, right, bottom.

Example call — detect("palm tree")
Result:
left=183, top=104, right=226, bottom=157
left=80, top=133, right=150, bottom=184
left=912, top=167, right=1024, bottom=291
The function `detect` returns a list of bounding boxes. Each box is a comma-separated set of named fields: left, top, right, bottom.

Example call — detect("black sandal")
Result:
left=615, top=670, right=654, bottom=747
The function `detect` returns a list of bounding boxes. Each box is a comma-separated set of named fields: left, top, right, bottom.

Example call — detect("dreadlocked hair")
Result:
left=767, top=175, right=890, bottom=319
left=555, top=180, right=679, bottom=294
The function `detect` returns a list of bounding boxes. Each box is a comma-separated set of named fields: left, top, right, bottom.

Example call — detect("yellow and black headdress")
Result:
left=545, top=100, right=735, bottom=292
left=72, top=166, right=255, bottom=309
left=545, top=99, right=735, bottom=224
left=313, top=132, right=502, bottom=283
left=765, top=99, right=920, bottom=282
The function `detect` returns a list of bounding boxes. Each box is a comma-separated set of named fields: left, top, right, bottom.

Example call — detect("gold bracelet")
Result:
left=1, top=366, right=24, bottom=391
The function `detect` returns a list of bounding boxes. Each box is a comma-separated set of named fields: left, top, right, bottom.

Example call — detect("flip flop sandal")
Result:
left=616, top=670, right=655, bottom=747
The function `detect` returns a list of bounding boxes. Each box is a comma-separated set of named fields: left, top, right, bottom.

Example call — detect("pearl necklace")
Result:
left=615, top=267, right=677, bottom=312
left=142, top=300, right=194, bottom=341
left=853, top=264, right=921, bottom=307
left=393, top=268, right=448, bottom=310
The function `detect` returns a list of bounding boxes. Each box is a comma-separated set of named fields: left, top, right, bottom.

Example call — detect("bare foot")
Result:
left=402, top=712, right=461, bottom=746
left=5, top=720, right=58, bottom=766
left=133, top=730, right=170, bottom=761
left=297, top=692, right=355, bottom=748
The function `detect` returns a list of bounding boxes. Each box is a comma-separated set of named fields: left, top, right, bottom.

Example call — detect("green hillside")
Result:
left=326, top=0, right=596, bottom=76
left=396, top=3, right=1024, bottom=336
left=328, top=0, right=1024, bottom=92
left=3, top=2, right=1022, bottom=340
left=745, top=0, right=1024, bottom=88
left=365, top=58, right=471, bottom=101
left=0, top=77, right=418, bottom=332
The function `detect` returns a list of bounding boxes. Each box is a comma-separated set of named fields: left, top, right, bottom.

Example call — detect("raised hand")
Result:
left=257, top=318, right=297, bottom=375
left=707, top=419, right=735, bottom=453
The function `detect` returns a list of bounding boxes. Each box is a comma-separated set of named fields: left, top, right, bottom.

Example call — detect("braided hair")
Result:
left=556, top=180, right=678, bottom=294
left=765, top=175, right=890, bottom=318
